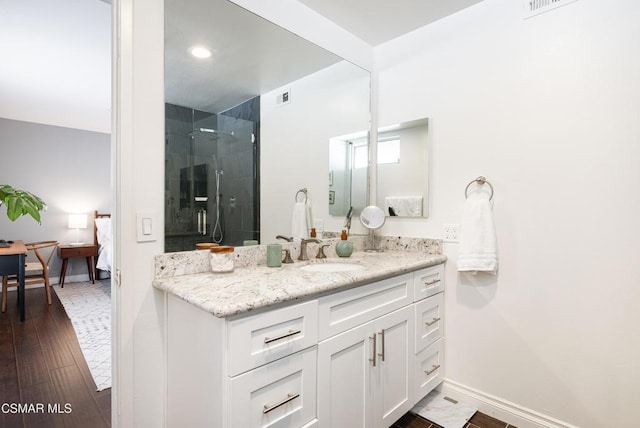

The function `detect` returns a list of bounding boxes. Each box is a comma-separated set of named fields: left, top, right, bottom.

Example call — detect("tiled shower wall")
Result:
left=164, top=98, right=259, bottom=251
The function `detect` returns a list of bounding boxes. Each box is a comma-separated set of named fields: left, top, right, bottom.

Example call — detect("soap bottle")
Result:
left=335, top=229, right=353, bottom=257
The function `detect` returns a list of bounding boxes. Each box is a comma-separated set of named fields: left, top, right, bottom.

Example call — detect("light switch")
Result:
left=136, top=211, right=157, bottom=242
left=142, top=218, right=152, bottom=235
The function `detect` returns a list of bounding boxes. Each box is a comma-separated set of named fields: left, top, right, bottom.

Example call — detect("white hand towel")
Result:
left=457, top=192, right=498, bottom=274
left=384, top=196, right=423, bottom=217
left=291, top=202, right=308, bottom=239
left=305, top=197, right=314, bottom=235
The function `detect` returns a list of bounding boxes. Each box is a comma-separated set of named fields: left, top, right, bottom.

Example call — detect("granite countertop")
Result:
left=153, top=249, right=446, bottom=318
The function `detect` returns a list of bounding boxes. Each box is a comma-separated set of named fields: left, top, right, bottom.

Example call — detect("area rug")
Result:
left=54, top=279, right=111, bottom=391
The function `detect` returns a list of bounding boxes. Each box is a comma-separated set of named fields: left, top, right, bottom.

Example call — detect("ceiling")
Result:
left=298, top=0, right=483, bottom=46
left=0, top=0, right=482, bottom=133
left=165, top=0, right=342, bottom=114
left=0, top=0, right=111, bottom=134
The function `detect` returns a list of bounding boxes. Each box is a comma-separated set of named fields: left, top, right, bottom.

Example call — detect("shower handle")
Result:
left=197, top=209, right=207, bottom=235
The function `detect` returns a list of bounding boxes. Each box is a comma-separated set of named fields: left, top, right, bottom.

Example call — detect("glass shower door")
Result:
left=165, top=103, right=259, bottom=252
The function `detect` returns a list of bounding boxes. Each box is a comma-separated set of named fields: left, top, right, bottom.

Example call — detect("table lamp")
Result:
left=68, top=213, right=88, bottom=245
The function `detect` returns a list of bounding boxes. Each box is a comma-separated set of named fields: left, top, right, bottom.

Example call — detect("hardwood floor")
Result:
left=1, top=287, right=512, bottom=428
left=0, top=287, right=110, bottom=428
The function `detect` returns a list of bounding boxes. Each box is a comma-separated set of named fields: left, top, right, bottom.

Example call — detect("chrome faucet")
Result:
left=298, top=238, right=321, bottom=261
left=276, top=235, right=294, bottom=242
left=316, top=244, right=330, bottom=259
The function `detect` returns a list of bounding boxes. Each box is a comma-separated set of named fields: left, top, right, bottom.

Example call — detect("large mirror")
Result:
left=164, top=0, right=370, bottom=251
left=328, top=118, right=429, bottom=218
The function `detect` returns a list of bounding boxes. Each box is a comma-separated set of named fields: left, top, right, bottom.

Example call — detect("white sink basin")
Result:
left=299, top=262, right=365, bottom=273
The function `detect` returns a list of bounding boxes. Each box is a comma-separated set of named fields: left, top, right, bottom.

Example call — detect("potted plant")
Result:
left=0, top=184, right=46, bottom=224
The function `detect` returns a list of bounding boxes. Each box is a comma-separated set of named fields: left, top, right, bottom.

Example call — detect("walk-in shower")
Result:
left=164, top=100, right=260, bottom=251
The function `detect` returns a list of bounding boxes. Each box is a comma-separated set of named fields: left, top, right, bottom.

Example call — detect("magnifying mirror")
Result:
left=360, top=205, right=386, bottom=252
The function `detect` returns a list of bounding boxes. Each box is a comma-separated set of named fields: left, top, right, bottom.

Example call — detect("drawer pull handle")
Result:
left=264, top=329, right=302, bottom=345
left=377, top=329, right=385, bottom=362
left=263, top=393, right=299, bottom=414
left=369, top=334, right=377, bottom=367
left=425, top=317, right=441, bottom=326
left=425, top=364, right=441, bottom=376
left=424, top=278, right=440, bottom=287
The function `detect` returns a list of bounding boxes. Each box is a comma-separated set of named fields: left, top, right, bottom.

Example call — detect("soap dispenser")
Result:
left=335, top=229, right=353, bottom=257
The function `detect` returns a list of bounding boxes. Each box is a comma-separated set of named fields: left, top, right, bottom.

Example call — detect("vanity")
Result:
left=153, top=238, right=446, bottom=427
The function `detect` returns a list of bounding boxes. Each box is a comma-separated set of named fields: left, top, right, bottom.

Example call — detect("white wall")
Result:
left=0, top=118, right=111, bottom=281
left=375, top=0, right=640, bottom=426
left=113, top=0, right=165, bottom=426
left=261, top=61, right=370, bottom=242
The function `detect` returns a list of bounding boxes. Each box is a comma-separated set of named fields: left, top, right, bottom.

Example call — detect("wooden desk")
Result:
left=58, top=244, right=98, bottom=287
left=0, top=240, right=27, bottom=322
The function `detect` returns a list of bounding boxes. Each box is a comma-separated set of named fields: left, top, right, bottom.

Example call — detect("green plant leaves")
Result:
left=0, top=184, right=46, bottom=224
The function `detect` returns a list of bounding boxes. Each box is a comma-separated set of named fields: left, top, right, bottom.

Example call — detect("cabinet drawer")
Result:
left=228, top=300, right=318, bottom=376
left=414, top=292, right=444, bottom=353
left=413, top=264, right=444, bottom=301
left=229, top=347, right=317, bottom=428
left=415, top=338, right=444, bottom=400
left=318, top=273, right=413, bottom=341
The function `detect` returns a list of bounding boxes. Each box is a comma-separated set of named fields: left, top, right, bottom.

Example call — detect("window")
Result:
left=377, top=139, right=400, bottom=164
left=353, top=144, right=368, bottom=169
left=352, top=138, right=401, bottom=168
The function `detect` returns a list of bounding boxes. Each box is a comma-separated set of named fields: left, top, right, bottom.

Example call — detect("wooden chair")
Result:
left=1, top=240, right=58, bottom=313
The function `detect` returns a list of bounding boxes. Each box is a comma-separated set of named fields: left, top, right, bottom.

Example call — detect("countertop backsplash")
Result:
left=154, top=234, right=442, bottom=279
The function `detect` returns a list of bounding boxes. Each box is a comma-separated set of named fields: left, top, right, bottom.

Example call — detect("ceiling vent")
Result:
left=523, top=0, right=579, bottom=19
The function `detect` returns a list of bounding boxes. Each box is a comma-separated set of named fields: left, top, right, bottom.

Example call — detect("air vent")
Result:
left=276, top=88, right=291, bottom=107
left=523, top=0, right=579, bottom=19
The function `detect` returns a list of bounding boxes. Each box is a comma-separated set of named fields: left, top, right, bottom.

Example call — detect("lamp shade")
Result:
left=68, top=213, right=88, bottom=229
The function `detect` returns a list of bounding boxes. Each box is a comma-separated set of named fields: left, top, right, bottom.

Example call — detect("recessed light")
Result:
left=189, top=46, right=212, bottom=59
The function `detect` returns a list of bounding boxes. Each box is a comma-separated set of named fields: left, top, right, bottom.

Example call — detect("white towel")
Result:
left=457, top=192, right=498, bottom=274
left=384, top=196, right=423, bottom=217
left=291, top=202, right=308, bottom=239
left=305, top=197, right=314, bottom=235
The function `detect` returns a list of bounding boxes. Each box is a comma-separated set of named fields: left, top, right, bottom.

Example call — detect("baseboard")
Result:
left=440, top=379, right=579, bottom=428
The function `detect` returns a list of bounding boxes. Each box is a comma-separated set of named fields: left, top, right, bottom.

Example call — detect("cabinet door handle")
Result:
left=201, top=209, right=207, bottom=235
left=263, top=393, right=299, bottom=414
left=425, top=364, right=441, bottom=375
left=425, top=317, right=441, bottom=326
left=377, top=329, right=385, bottom=362
left=264, top=329, right=302, bottom=344
left=369, top=334, right=377, bottom=367
left=424, top=278, right=440, bottom=287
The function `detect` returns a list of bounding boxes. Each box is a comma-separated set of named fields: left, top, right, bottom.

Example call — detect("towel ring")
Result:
left=464, top=176, right=494, bottom=201
left=295, top=188, right=308, bottom=203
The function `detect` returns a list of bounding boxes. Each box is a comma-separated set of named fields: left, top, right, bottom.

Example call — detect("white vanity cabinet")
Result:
left=164, top=262, right=445, bottom=428
left=166, top=296, right=319, bottom=428
left=316, top=273, right=415, bottom=428
left=413, top=265, right=445, bottom=401
left=317, top=305, right=414, bottom=428
left=316, top=266, right=444, bottom=428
